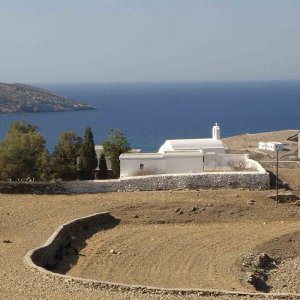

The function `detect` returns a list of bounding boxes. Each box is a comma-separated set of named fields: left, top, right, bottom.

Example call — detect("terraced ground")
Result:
left=67, top=221, right=300, bottom=292
left=1, top=184, right=300, bottom=300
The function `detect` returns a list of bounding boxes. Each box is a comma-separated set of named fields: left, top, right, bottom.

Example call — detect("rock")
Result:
left=109, top=249, right=117, bottom=254
left=175, top=207, right=181, bottom=213
left=247, top=199, right=256, bottom=205
left=133, top=215, right=139, bottom=218
left=268, top=192, right=299, bottom=203
left=191, top=206, right=198, bottom=212
left=3, top=240, right=12, bottom=243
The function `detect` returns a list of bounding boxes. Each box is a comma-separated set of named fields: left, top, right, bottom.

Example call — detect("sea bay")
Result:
left=0, top=81, right=299, bottom=152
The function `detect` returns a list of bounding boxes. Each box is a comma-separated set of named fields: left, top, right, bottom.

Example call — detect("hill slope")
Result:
left=0, top=83, right=95, bottom=113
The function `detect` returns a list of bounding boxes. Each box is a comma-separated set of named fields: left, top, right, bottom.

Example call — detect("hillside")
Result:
left=0, top=83, right=95, bottom=113
left=223, top=130, right=299, bottom=160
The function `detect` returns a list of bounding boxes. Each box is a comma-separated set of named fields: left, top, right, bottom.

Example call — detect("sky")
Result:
left=1, top=0, right=300, bottom=83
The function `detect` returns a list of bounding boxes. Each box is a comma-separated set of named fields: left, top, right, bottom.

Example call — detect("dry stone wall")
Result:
left=26, top=212, right=117, bottom=271
left=0, top=172, right=270, bottom=194
left=260, top=161, right=300, bottom=169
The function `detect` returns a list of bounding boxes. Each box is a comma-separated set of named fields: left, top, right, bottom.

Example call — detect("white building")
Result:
left=120, top=123, right=264, bottom=177
left=258, top=142, right=284, bottom=152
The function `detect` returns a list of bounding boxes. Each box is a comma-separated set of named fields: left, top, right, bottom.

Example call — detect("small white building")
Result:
left=258, top=142, right=284, bottom=152
left=120, top=123, right=263, bottom=177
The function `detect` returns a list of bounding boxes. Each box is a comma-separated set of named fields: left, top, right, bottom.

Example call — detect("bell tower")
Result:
left=212, top=122, right=220, bottom=140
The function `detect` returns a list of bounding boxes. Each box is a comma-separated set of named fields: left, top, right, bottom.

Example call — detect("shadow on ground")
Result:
left=44, top=216, right=121, bottom=274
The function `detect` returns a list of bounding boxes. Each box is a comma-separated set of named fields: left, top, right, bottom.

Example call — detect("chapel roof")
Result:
left=158, top=138, right=224, bottom=153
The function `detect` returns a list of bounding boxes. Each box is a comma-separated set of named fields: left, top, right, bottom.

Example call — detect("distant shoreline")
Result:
left=0, top=82, right=95, bottom=114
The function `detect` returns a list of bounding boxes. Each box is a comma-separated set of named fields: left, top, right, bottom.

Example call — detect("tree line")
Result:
left=0, top=120, right=131, bottom=181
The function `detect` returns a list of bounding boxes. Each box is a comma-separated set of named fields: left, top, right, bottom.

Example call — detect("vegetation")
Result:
left=0, top=121, right=131, bottom=181
left=79, top=127, right=98, bottom=180
left=98, top=152, right=108, bottom=179
left=52, top=132, right=82, bottom=180
left=0, top=121, right=48, bottom=180
left=103, top=129, right=131, bottom=177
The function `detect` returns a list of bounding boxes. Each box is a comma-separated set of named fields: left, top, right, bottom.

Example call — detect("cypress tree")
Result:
left=79, top=127, right=98, bottom=180
left=98, top=152, right=108, bottom=179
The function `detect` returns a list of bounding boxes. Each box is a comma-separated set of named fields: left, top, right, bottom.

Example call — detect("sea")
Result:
left=0, top=81, right=299, bottom=152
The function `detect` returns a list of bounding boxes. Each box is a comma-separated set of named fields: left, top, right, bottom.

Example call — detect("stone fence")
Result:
left=26, top=212, right=117, bottom=272
left=0, top=171, right=269, bottom=194
left=260, top=160, right=300, bottom=169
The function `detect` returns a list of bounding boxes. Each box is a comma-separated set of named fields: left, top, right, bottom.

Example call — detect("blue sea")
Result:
left=0, top=81, right=299, bottom=152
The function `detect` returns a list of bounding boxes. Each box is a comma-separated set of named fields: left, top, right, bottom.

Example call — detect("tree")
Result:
left=102, top=129, right=131, bottom=177
left=52, top=132, right=82, bottom=180
left=0, top=120, right=48, bottom=180
left=98, top=152, right=108, bottom=179
left=36, top=151, right=53, bottom=181
left=79, top=127, right=98, bottom=179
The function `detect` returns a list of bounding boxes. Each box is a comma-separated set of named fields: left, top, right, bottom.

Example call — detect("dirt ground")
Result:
left=65, top=188, right=300, bottom=293
left=1, top=187, right=300, bottom=299
left=223, top=129, right=299, bottom=160
left=1, top=130, right=300, bottom=300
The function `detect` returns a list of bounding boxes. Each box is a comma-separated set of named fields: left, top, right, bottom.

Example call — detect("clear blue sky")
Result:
left=1, top=0, right=300, bottom=83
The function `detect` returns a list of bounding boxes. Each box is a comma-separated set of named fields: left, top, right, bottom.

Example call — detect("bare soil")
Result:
left=223, top=130, right=299, bottom=160
left=1, top=129, right=300, bottom=300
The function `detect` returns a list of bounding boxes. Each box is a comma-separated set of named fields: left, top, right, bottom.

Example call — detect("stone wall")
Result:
left=0, top=171, right=270, bottom=194
left=260, top=161, right=300, bottom=169
left=118, top=172, right=270, bottom=191
left=0, top=181, right=65, bottom=194
left=26, top=212, right=117, bottom=272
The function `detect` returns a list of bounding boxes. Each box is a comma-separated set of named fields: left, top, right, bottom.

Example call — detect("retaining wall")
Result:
left=0, top=171, right=269, bottom=194
left=27, top=212, right=116, bottom=271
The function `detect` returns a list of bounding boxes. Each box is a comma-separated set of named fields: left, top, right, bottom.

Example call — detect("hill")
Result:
left=0, top=83, right=95, bottom=113
left=223, top=130, right=299, bottom=160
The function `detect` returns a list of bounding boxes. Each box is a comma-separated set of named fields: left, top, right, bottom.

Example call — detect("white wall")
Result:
left=164, top=154, right=203, bottom=174
left=120, top=155, right=165, bottom=177
left=120, top=152, right=264, bottom=177
left=120, top=152, right=204, bottom=177
left=204, top=154, right=249, bottom=171
left=246, top=159, right=267, bottom=173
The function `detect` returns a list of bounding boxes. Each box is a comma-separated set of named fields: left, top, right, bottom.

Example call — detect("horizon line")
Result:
left=21, top=78, right=300, bottom=85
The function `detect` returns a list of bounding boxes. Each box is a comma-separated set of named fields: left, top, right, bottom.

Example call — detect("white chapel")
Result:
left=119, top=123, right=261, bottom=177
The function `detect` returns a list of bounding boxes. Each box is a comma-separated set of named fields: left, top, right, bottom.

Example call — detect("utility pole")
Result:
left=258, top=141, right=283, bottom=202
left=276, top=149, right=279, bottom=202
